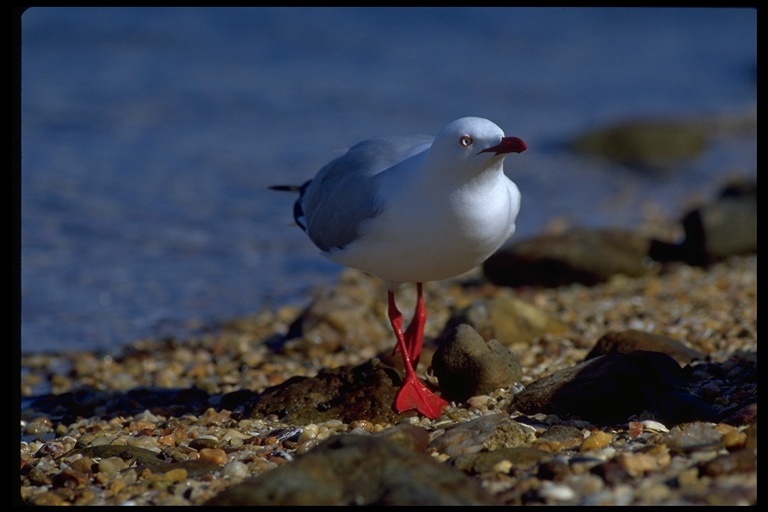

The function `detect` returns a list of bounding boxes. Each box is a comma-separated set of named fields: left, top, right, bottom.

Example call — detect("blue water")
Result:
left=20, top=7, right=756, bottom=353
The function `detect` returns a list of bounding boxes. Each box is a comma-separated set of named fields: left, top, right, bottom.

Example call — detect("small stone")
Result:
left=721, top=430, right=747, bottom=450
left=580, top=431, right=613, bottom=452
left=221, top=460, right=249, bottom=480
left=162, top=468, right=188, bottom=482
left=97, top=457, right=128, bottom=475
left=69, top=457, right=94, bottom=474
left=539, top=481, right=576, bottom=501
left=199, top=448, right=228, bottom=466
left=188, top=436, right=219, bottom=450
left=616, top=451, right=663, bottom=478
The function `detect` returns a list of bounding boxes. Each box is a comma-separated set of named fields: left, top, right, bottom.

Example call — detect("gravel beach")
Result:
left=19, top=246, right=756, bottom=505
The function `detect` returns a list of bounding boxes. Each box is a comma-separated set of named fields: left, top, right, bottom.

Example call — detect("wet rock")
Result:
left=432, top=324, right=523, bottom=403
left=483, top=228, right=652, bottom=287
left=206, top=427, right=500, bottom=505
left=429, top=414, right=531, bottom=457
left=438, top=296, right=568, bottom=347
left=649, top=179, right=757, bottom=265
left=510, top=351, right=717, bottom=425
left=569, top=117, right=709, bottom=171
left=249, top=358, right=413, bottom=424
left=586, top=329, right=705, bottom=364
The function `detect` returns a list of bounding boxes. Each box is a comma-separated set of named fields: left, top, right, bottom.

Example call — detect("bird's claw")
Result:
left=393, top=375, right=449, bottom=419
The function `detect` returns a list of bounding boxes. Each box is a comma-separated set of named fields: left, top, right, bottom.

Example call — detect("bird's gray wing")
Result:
left=301, top=135, right=433, bottom=252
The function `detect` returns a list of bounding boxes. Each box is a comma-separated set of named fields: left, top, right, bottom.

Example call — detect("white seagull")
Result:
left=271, top=116, right=526, bottom=419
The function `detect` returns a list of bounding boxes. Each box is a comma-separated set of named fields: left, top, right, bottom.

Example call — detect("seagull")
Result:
left=271, top=117, right=526, bottom=419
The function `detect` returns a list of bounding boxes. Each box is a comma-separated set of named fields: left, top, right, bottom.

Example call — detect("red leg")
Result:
left=387, top=287, right=448, bottom=419
left=403, top=283, right=426, bottom=366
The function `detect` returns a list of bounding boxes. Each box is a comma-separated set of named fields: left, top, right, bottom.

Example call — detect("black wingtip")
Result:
left=268, top=184, right=301, bottom=192
left=270, top=181, right=311, bottom=232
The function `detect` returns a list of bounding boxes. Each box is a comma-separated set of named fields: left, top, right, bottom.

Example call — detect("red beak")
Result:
left=480, top=136, right=527, bottom=155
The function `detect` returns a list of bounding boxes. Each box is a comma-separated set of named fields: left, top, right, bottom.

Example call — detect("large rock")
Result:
left=649, top=180, right=757, bottom=265
left=206, top=425, right=500, bottom=506
left=432, top=324, right=523, bottom=403
left=510, top=351, right=717, bottom=425
left=484, top=228, right=652, bottom=287
left=249, top=359, right=413, bottom=424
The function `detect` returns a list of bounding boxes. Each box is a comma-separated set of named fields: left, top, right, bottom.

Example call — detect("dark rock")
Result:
left=432, top=324, right=523, bottom=403
left=484, top=228, right=652, bottom=287
left=249, top=358, right=414, bottom=424
left=510, top=351, right=717, bottom=425
left=649, top=179, right=756, bottom=265
left=586, top=329, right=705, bottom=364
left=206, top=427, right=500, bottom=505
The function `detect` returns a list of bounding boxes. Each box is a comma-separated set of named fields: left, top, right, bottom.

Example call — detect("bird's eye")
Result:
left=459, top=135, right=473, bottom=147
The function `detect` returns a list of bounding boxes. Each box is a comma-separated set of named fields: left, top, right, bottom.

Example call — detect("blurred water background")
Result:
left=20, top=7, right=756, bottom=353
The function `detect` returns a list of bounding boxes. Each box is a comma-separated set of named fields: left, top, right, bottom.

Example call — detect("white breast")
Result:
left=325, top=170, right=520, bottom=285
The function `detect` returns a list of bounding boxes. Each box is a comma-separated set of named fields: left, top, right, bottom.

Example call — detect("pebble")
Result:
left=580, top=431, right=613, bottom=452
left=198, top=448, right=228, bottom=466
left=221, top=461, right=249, bottom=480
